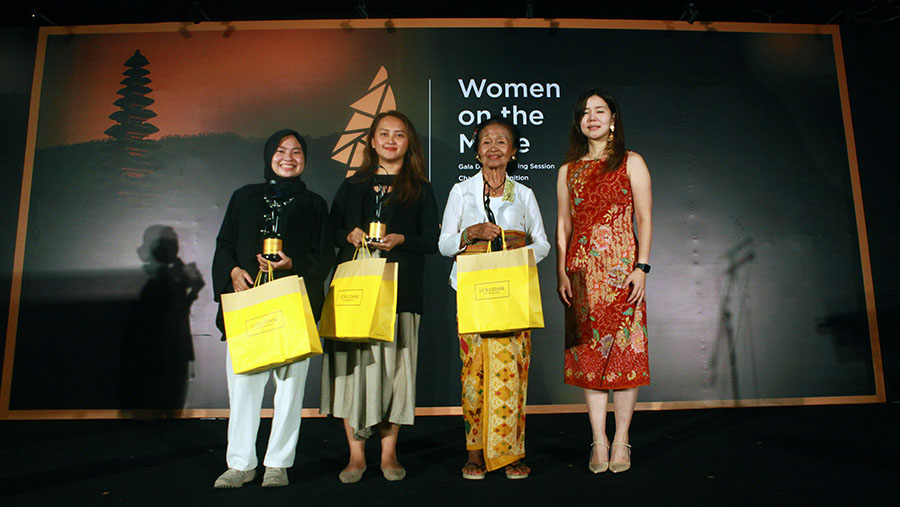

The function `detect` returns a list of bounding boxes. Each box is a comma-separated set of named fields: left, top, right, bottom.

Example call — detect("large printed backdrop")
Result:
left=7, top=22, right=877, bottom=411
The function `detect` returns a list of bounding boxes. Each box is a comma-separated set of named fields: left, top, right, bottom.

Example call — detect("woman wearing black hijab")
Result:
left=211, top=129, right=334, bottom=488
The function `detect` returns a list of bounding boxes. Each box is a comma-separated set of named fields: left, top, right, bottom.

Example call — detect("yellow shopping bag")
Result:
left=456, top=232, right=544, bottom=335
left=319, top=246, right=398, bottom=342
left=222, top=272, right=323, bottom=374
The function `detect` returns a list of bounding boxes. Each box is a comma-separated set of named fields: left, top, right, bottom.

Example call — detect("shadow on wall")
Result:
left=709, top=238, right=757, bottom=402
left=119, top=225, right=204, bottom=412
left=815, top=304, right=875, bottom=362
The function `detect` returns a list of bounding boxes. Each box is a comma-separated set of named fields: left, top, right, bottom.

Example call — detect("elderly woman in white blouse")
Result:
left=439, top=117, right=550, bottom=481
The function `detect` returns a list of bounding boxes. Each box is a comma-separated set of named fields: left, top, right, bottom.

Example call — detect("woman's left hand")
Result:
left=369, top=233, right=405, bottom=252
left=624, top=269, right=647, bottom=305
left=257, top=251, right=293, bottom=273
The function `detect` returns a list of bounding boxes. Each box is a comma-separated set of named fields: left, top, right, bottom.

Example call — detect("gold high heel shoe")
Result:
left=609, top=442, right=631, bottom=473
left=589, top=441, right=609, bottom=474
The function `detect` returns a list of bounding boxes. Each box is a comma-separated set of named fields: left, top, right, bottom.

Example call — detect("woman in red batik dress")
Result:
left=556, top=89, right=652, bottom=475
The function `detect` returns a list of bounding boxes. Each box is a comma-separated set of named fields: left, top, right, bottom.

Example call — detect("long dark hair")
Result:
left=352, top=111, right=428, bottom=206
left=563, top=89, right=626, bottom=172
left=473, top=116, right=521, bottom=175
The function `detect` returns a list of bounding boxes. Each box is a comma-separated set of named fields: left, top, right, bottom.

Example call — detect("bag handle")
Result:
left=487, top=227, right=507, bottom=253
left=353, top=243, right=373, bottom=260
left=253, top=259, right=274, bottom=286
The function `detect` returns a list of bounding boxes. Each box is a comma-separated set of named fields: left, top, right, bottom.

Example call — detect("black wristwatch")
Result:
left=635, top=263, right=651, bottom=274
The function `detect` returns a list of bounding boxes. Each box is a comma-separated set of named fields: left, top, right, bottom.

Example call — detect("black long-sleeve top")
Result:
left=212, top=182, right=334, bottom=339
left=330, top=177, right=439, bottom=314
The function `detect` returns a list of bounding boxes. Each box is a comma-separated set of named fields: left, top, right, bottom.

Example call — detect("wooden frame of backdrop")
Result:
left=1, top=18, right=884, bottom=420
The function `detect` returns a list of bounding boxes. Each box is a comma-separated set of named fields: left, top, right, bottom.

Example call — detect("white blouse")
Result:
left=438, top=171, right=550, bottom=290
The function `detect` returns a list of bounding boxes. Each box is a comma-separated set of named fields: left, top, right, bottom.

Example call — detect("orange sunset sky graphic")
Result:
left=36, top=29, right=379, bottom=148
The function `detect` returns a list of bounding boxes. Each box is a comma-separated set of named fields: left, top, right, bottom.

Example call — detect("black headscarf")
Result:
left=263, top=129, right=308, bottom=197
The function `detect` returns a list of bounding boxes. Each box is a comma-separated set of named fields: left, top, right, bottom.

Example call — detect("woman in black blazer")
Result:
left=320, top=111, right=439, bottom=484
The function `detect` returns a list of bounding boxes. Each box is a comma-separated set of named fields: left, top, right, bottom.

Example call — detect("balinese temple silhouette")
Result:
left=105, top=49, right=160, bottom=194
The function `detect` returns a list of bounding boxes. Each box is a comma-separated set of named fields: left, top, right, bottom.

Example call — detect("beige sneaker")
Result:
left=261, top=467, right=289, bottom=487
left=213, top=468, right=255, bottom=488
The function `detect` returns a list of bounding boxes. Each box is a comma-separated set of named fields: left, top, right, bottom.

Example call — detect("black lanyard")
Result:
left=483, top=181, right=503, bottom=251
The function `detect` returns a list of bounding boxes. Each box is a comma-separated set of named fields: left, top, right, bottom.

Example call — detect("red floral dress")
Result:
left=564, top=156, right=650, bottom=389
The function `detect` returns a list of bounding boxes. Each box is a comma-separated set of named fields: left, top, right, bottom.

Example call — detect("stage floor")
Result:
left=1, top=403, right=897, bottom=506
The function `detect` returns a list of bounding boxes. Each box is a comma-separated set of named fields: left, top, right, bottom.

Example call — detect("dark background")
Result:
left=0, top=2, right=897, bottom=413
left=1, top=1, right=893, bottom=27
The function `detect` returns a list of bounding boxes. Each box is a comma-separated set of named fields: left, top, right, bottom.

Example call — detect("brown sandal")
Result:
left=504, top=461, right=530, bottom=479
left=462, top=462, right=486, bottom=480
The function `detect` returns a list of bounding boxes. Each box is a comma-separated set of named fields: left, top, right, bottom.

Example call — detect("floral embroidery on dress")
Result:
left=502, top=179, right=515, bottom=202
left=563, top=157, right=650, bottom=390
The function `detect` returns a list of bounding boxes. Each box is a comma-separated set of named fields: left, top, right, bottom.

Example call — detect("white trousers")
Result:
left=225, top=346, right=309, bottom=471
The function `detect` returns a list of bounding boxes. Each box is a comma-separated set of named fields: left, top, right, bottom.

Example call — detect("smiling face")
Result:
left=477, top=123, right=517, bottom=171
left=270, top=135, right=305, bottom=178
left=370, top=115, right=409, bottom=166
left=579, top=95, right=614, bottom=141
